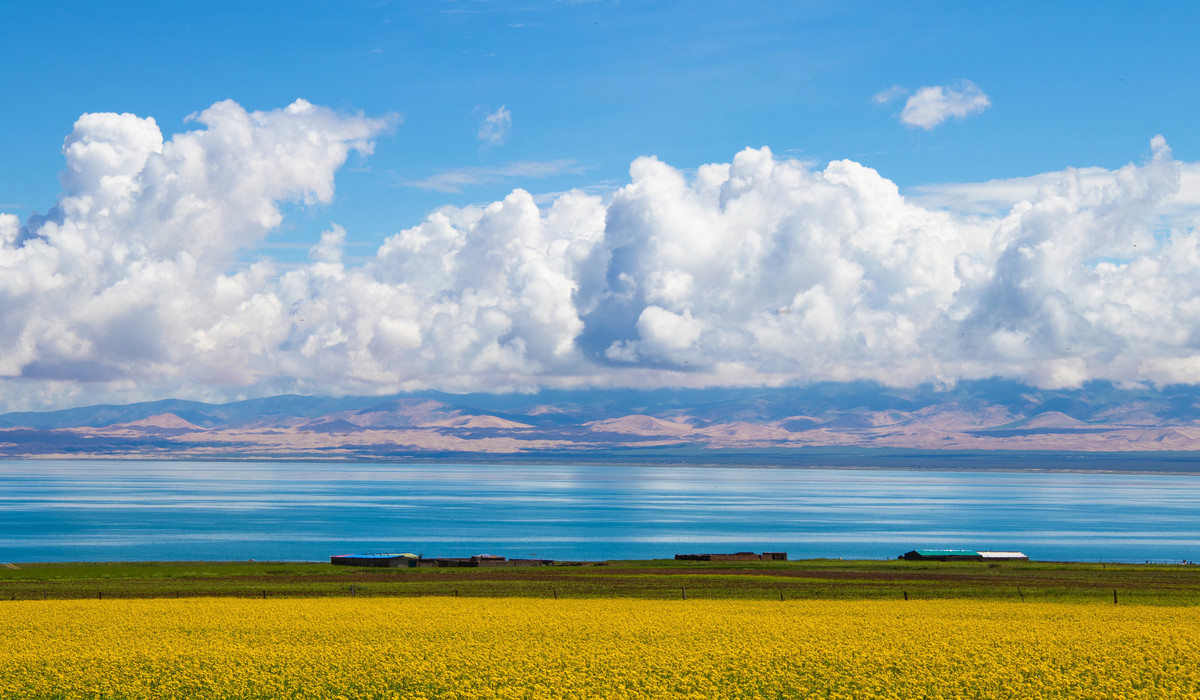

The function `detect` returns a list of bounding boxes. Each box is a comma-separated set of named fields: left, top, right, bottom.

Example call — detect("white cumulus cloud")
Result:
left=4, top=99, right=1200, bottom=411
left=0, top=99, right=394, bottom=406
left=886, top=80, right=991, bottom=130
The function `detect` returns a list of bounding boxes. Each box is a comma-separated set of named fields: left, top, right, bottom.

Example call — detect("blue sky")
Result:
left=2, top=1, right=1200, bottom=410
left=5, top=2, right=1195, bottom=236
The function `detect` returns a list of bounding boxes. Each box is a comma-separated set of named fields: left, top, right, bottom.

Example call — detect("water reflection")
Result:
left=0, top=460, right=1197, bottom=563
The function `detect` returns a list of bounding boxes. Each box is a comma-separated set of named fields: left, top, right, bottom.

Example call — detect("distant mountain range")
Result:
left=4, top=381, right=1200, bottom=466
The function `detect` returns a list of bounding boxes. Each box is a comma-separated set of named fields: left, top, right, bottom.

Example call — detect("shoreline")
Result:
left=4, top=557, right=1199, bottom=566
left=4, top=451, right=1200, bottom=475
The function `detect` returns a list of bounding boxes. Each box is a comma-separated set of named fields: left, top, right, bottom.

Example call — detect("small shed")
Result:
left=978, top=551, right=1028, bottom=561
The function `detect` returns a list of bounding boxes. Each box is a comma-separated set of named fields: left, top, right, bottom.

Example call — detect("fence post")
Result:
left=1113, top=589, right=1118, bottom=605
left=681, top=587, right=686, bottom=600
left=903, top=591, right=908, bottom=601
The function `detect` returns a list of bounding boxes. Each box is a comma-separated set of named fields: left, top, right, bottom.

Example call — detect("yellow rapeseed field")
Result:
left=1, top=598, right=1197, bottom=699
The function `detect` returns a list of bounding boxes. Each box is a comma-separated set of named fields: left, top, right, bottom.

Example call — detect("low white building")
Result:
left=977, top=551, right=1028, bottom=561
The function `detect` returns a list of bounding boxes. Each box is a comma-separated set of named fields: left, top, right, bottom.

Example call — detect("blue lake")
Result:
left=1, top=459, right=1198, bottom=563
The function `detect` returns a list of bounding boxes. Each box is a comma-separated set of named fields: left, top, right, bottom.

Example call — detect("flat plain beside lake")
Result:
left=2, top=559, right=1199, bottom=605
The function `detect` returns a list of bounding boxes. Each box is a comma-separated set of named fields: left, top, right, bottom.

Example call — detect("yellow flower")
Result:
left=0, top=598, right=1197, bottom=699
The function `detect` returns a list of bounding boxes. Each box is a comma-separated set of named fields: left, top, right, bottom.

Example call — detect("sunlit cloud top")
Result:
left=2, top=100, right=1197, bottom=411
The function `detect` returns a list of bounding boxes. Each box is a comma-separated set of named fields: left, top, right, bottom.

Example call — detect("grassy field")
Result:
left=2, top=558, right=1198, bottom=605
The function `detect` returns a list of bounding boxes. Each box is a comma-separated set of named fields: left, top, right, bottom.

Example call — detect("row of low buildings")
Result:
left=330, top=553, right=555, bottom=568
left=676, top=552, right=1032, bottom=564
left=332, top=550, right=1029, bottom=566
left=674, top=552, right=788, bottom=561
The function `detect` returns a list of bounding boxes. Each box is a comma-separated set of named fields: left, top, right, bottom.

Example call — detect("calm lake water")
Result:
left=1, top=459, right=1198, bottom=563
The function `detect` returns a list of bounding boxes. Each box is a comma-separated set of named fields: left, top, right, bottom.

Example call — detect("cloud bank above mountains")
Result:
left=3, top=99, right=1199, bottom=411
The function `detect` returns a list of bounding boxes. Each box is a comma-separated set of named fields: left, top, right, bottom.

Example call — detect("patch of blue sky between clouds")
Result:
left=406, top=159, right=586, bottom=194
